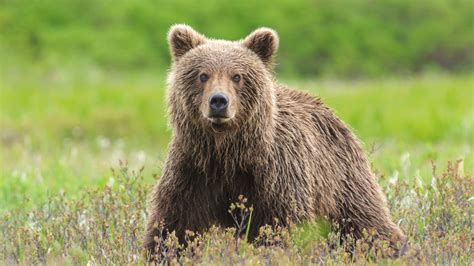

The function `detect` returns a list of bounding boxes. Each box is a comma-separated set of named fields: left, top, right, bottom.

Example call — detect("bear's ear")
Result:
left=168, top=24, right=206, bottom=61
left=243, top=27, right=279, bottom=67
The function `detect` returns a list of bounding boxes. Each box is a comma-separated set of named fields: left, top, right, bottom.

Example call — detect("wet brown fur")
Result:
left=144, top=25, right=406, bottom=256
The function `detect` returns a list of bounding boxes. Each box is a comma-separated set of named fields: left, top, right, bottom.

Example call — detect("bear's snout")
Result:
left=207, top=92, right=233, bottom=125
left=209, top=92, right=229, bottom=116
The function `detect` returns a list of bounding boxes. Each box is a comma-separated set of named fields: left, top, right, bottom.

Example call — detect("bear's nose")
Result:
left=208, top=92, right=229, bottom=116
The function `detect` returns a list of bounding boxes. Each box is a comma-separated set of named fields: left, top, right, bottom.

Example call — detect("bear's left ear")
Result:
left=243, top=27, right=279, bottom=68
left=168, top=24, right=206, bottom=61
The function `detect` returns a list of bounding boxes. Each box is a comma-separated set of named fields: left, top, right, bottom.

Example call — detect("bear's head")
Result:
left=166, top=25, right=278, bottom=134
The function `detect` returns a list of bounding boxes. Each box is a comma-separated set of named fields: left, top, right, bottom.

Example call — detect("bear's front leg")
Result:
left=143, top=162, right=224, bottom=260
left=143, top=172, right=184, bottom=260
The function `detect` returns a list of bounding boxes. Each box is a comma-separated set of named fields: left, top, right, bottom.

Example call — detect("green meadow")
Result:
left=1, top=74, right=472, bottom=211
left=1, top=0, right=473, bottom=263
left=1, top=73, right=472, bottom=264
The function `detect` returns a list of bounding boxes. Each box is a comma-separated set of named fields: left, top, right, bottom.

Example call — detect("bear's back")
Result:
left=274, top=84, right=354, bottom=144
left=271, top=85, right=371, bottom=216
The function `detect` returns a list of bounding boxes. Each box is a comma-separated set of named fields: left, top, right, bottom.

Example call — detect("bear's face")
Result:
left=167, top=25, right=278, bottom=133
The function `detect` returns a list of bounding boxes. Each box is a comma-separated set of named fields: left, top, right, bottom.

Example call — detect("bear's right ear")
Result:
left=168, top=24, right=206, bottom=61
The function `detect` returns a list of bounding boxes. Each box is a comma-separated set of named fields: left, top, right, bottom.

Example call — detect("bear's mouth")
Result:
left=207, top=116, right=232, bottom=125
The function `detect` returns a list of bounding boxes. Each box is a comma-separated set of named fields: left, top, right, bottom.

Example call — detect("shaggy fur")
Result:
left=144, top=25, right=406, bottom=256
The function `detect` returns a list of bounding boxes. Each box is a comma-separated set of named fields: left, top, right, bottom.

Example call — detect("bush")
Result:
left=1, top=161, right=472, bottom=264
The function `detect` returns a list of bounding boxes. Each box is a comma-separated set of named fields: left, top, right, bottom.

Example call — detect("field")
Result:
left=0, top=73, right=472, bottom=264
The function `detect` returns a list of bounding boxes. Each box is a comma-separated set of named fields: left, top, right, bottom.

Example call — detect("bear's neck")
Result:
left=173, top=103, right=275, bottom=178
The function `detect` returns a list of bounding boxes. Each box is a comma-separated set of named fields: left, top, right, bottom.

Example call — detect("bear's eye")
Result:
left=232, top=74, right=241, bottom=83
left=199, top=73, right=209, bottom=82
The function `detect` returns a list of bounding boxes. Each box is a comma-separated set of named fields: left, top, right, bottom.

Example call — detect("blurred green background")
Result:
left=0, top=0, right=473, bottom=211
left=1, top=0, right=473, bottom=77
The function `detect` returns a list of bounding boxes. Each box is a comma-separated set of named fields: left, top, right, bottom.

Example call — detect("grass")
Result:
left=0, top=73, right=473, bottom=264
left=1, top=160, right=471, bottom=264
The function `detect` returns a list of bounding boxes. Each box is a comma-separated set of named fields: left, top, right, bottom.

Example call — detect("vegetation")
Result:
left=1, top=160, right=472, bottom=264
left=1, top=75, right=472, bottom=210
left=0, top=0, right=472, bottom=263
left=0, top=74, right=472, bottom=263
left=1, top=0, right=473, bottom=77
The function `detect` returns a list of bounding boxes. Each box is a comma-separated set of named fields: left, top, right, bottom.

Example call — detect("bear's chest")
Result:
left=201, top=158, right=258, bottom=201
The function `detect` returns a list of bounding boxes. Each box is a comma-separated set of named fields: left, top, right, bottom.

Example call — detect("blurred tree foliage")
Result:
left=0, top=0, right=472, bottom=77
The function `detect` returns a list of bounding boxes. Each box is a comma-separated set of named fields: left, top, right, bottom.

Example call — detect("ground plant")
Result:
left=0, top=74, right=472, bottom=264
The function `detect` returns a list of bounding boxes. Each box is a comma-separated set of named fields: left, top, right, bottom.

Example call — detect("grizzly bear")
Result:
left=144, top=24, right=406, bottom=257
